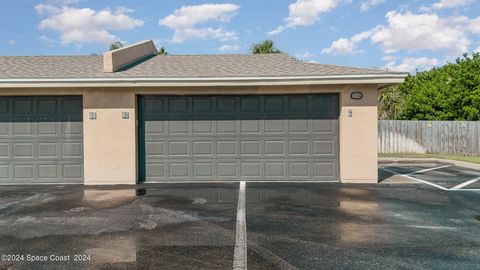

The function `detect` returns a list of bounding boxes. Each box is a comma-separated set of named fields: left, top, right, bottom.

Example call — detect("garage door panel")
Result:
left=241, top=141, right=261, bottom=155
left=140, top=94, right=339, bottom=182
left=265, top=140, right=285, bottom=155
left=62, top=142, right=82, bottom=158
left=169, top=163, right=189, bottom=177
left=240, top=120, right=260, bottom=133
left=218, top=162, right=238, bottom=177
left=0, top=143, right=8, bottom=157
left=265, top=162, right=285, bottom=177
left=0, top=96, right=83, bottom=184
left=314, top=162, right=335, bottom=177
left=63, top=164, right=83, bottom=179
left=312, top=119, right=335, bottom=133
left=13, top=143, right=34, bottom=158
left=193, top=141, right=214, bottom=156
left=38, top=143, right=58, bottom=157
left=38, top=164, right=58, bottom=179
left=0, top=123, right=8, bottom=135
left=193, top=98, right=213, bottom=113
left=13, top=99, right=34, bottom=114
left=13, top=122, right=33, bottom=135
left=146, top=163, right=166, bottom=178
left=15, top=164, right=34, bottom=179
left=313, top=141, right=335, bottom=156
left=193, top=162, right=214, bottom=177
left=63, top=122, right=82, bottom=135
left=169, top=121, right=188, bottom=134
left=169, top=141, right=189, bottom=156
left=37, top=99, right=58, bottom=114
left=241, top=162, right=262, bottom=177
left=265, top=120, right=284, bottom=133
left=145, top=121, right=165, bottom=134
left=37, top=122, right=58, bottom=135
left=0, top=165, right=8, bottom=179
left=217, top=141, right=237, bottom=156
left=193, top=121, right=213, bottom=134
left=217, top=120, right=236, bottom=133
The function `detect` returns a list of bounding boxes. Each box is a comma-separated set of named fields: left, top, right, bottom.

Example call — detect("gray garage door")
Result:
left=0, top=96, right=83, bottom=184
left=138, top=94, right=339, bottom=182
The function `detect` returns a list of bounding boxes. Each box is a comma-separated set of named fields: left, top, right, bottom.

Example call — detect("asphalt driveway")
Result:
left=0, top=175, right=479, bottom=269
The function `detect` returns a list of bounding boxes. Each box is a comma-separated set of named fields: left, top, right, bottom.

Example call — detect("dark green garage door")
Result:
left=138, top=94, right=339, bottom=182
left=0, top=96, right=83, bottom=184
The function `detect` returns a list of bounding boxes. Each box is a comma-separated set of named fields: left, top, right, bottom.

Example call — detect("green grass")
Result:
left=379, top=153, right=480, bottom=164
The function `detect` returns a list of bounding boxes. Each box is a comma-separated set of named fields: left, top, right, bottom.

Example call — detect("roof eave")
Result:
left=0, top=74, right=407, bottom=88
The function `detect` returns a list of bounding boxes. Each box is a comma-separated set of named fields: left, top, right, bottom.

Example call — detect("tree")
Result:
left=399, top=53, right=480, bottom=120
left=250, top=40, right=281, bottom=54
left=109, top=41, right=123, bottom=51
left=158, top=46, right=168, bottom=55
left=378, top=85, right=405, bottom=120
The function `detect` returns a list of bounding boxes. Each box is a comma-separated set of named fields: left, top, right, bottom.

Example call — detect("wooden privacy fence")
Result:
left=378, top=120, right=480, bottom=156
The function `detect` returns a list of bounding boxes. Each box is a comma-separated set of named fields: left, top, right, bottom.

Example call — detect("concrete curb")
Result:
left=379, top=157, right=480, bottom=171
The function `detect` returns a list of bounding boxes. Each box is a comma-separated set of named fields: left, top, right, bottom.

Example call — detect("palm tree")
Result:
left=158, top=46, right=168, bottom=55
left=109, top=41, right=123, bottom=51
left=250, top=40, right=281, bottom=54
left=378, top=85, right=405, bottom=120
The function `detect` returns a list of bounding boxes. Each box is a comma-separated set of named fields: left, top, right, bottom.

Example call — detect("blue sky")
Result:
left=1, top=0, right=480, bottom=72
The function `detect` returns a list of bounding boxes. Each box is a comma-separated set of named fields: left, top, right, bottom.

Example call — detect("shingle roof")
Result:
left=0, top=53, right=401, bottom=79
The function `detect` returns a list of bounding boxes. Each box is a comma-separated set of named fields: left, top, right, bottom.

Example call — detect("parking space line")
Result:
left=401, top=174, right=450, bottom=191
left=233, top=181, right=247, bottom=270
left=451, top=177, right=480, bottom=190
left=407, top=165, right=451, bottom=175
left=380, top=167, right=480, bottom=192
left=379, top=167, right=449, bottom=190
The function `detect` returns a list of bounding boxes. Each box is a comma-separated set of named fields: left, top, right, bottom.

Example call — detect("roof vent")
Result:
left=103, top=40, right=157, bottom=73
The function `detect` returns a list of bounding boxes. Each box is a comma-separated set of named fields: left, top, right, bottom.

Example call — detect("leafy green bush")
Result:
left=399, top=53, right=480, bottom=120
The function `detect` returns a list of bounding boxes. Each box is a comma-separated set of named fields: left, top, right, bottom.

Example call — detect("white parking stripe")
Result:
left=401, top=174, right=449, bottom=191
left=380, top=167, right=449, bottom=190
left=233, top=182, right=247, bottom=270
left=380, top=167, right=480, bottom=192
left=451, top=177, right=480, bottom=190
left=407, top=165, right=451, bottom=175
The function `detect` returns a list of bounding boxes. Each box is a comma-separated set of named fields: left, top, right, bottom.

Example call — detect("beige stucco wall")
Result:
left=0, top=84, right=380, bottom=184
left=83, top=89, right=137, bottom=185
left=339, top=86, right=379, bottom=183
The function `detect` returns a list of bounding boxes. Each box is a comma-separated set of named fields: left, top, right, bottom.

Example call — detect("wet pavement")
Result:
left=0, top=178, right=479, bottom=269
left=246, top=183, right=480, bottom=269
left=0, top=184, right=238, bottom=270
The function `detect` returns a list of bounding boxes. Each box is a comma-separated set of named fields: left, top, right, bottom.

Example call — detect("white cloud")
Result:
left=321, top=30, right=372, bottom=55
left=382, top=55, right=397, bottom=61
left=432, top=0, right=475, bottom=9
left=39, top=35, right=56, bottom=47
left=475, top=46, right=480, bottom=53
left=360, top=0, right=386, bottom=12
left=171, top=28, right=237, bottom=43
left=269, top=0, right=341, bottom=35
left=371, top=11, right=470, bottom=55
left=159, top=3, right=239, bottom=43
left=7, top=39, right=16, bottom=45
left=323, top=11, right=472, bottom=57
left=295, top=52, right=316, bottom=60
left=321, top=38, right=356, bottom=55
left=385, top=57, right=439, bottom=73
left=218, top=44, right=240, bottom=51
left=36, top=4, right=144, bottom=45
left=469, top=17, right=480, bottom=34
left=47, top=0, right=81, bottom=4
